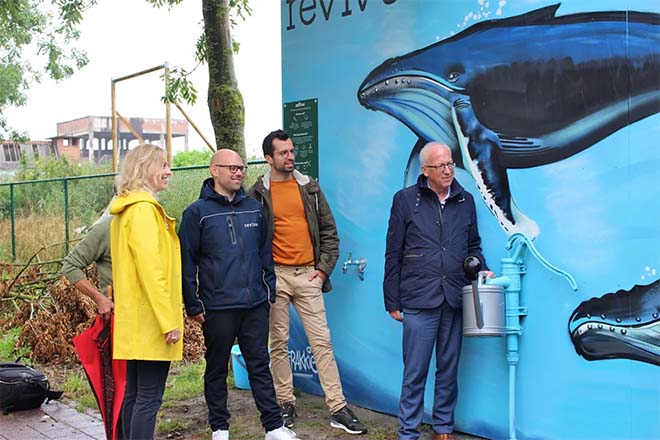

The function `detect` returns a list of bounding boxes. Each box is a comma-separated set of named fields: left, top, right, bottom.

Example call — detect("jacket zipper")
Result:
left=227, top=217, right=237, bottom=244
left=436, top=197, right=444, bottom=271
left=232, top=211, right=251, bottom=307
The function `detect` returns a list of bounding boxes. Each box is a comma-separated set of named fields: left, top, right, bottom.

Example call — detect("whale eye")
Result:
left=447, top=72, right=461, bottom=83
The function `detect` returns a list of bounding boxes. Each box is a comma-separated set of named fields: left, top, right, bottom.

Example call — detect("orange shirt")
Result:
left=271, top=178, right=314, bottom=266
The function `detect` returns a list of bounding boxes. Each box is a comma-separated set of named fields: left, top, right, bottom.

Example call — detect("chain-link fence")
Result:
left=0, top=160, right=271, bottom=263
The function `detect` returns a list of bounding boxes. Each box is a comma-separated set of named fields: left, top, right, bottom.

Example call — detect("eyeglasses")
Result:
left=424, top=162, right=455, bottom=171
left=213, top=164, right=247, bottom=174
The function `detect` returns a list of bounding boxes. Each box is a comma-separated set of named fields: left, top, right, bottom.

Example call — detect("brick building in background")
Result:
left=1, top=115, right=189, bottom=170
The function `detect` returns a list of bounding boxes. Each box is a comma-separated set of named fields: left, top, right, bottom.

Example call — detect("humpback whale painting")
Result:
left=357, top=4, right=660, bottom=367
left=282, top=1, right=660, bottom=438
left=357, top=4, right=660, bottom=239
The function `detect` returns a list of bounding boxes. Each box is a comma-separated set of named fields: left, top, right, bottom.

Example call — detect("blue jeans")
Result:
left=398, top=302, right=463, bottom=440
left=122, top=360, right=170, bottom=440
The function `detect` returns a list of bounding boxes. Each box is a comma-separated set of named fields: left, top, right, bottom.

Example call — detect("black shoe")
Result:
left=280, top=402, right=296, bottom=428
left=330, top=406, right=368, bottom=435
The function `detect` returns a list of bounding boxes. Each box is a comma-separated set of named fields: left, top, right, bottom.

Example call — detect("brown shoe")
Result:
left=433, top=434, right=454, bottom=440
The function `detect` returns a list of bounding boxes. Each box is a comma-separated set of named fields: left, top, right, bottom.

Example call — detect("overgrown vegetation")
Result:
left=0, top=155, right=113, bottom=222
left=172, top=149, right=213, bottom=167
left=0, top=326, right=30, bottom=361
left=0, top=155, right=269, bottom=262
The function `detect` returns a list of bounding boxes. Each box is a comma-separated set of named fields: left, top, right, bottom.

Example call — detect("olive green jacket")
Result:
left=61, top=215, right=113, bottom=291
left=248, top=170, right=339, bottom=292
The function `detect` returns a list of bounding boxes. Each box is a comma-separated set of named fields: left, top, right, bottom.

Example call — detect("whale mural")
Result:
left=357, top=4, right=660, bottom=367
left=282, top=1, right=660, bottom=438
left=357, top=4, right=660, bottom=239
left=569, top=279, right=660, bottom=366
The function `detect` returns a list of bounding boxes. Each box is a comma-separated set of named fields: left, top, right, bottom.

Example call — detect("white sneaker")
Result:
left=212, top=429, right=229, bottom=440
left=264, top=425, right=300, bottom=440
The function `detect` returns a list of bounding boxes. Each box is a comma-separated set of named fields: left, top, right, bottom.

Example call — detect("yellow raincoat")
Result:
left=109, top=191, right=183, bottom=361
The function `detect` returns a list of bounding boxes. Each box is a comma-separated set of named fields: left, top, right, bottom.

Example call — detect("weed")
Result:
left=163, top=361, right=205, bottom=402
left=61, top=370, right=98, bottom=412
left=0, top=327, right=30, bottom=361
left=156, top=417, right=189, bottom=435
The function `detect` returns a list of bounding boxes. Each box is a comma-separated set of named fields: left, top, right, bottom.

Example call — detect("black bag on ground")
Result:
left=0, top=362, right=63, bottom=414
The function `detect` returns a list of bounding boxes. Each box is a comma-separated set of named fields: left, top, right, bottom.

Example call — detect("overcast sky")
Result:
left=4, top=0, right=281, bottom=158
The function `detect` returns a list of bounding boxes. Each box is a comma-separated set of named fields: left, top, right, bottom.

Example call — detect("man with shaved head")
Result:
left=384, top=142, right=494, bottom=440
left=179, top=149, right=299, bottom=440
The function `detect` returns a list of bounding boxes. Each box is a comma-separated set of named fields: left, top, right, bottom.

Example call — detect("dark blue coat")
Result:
left=383, top=175, right=488, bottom=312
left=179, top=178, right=275, bottom=316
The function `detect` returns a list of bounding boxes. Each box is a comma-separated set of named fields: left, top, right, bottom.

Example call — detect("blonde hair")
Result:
left=116, top=144, right=167, bottom=196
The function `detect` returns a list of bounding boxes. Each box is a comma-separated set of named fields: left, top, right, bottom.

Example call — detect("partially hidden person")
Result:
left=178, top=149, right=299, bottom=440
left=248, top=130, right=368, bottom=435
left=109, top=143, right=183, bottom=440
left=62, top=213, right=114, bottom=320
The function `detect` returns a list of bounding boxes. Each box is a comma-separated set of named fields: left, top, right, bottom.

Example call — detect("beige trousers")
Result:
left=269, top=265, right=346, bottom=413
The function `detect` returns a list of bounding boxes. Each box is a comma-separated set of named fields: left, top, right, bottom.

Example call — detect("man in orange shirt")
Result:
left=249, top=130, right=367, bottom=435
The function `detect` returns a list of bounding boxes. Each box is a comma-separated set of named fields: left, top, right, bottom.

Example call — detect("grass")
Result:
left=0, top=215, right=67, bottom=262
left=156, top=417, right=190, bottom=435
left=0, top=326, right=31, bottom=361
left=61, top=369, right=99, bottom=412
left=161, top=361, right=206, bottom=406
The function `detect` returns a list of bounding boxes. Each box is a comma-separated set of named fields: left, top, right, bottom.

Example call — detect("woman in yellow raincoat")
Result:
left=110, top=143, right=183, bottom=439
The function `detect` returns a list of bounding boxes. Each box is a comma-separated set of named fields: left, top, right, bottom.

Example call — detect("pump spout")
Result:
left=464, top=256, right=484, bottom=329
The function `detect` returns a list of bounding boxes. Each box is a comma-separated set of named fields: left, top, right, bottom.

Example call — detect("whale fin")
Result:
left=452, top=99, right=540, bottom=238
left=496, top=134, right=550, bottom=168
left=404, top=138, right=426, bottom=187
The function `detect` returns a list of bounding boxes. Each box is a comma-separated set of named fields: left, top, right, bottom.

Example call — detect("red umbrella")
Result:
left=73, top=314, right=126, bottom=440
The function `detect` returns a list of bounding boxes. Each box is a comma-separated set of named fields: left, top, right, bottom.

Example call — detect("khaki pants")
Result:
left=269, top=265, right=346, bottom=413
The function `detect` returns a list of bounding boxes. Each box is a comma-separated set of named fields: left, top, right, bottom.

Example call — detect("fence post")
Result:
left=64, top=178, right=70, bottom=255
left=10, top=183, right=15, bottom=261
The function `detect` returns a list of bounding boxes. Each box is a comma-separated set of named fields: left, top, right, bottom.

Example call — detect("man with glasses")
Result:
left=384, top=142, right=494, bottom=440
left=179, top=149, right=299, bottom=440
left=248, top=130, right=368, bottom=435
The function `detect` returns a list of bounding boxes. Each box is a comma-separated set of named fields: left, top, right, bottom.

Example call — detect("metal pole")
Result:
left=165, top=64, right=172, bottom=164
left=113, top=63, right=167, bottom=82
left=111, top=80, right=118, bottom=172
left=175, top=102, right=216, bottom=152
left=116, top=111, right=144, bottom=143
left=10, top=183, right=15, bottom=261
left=64, top=179, right=70, bottom=255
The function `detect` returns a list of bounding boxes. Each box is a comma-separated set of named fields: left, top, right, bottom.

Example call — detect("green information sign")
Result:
left=283, top=98, right=318, bottom=179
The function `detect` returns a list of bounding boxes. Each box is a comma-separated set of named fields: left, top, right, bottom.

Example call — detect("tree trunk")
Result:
left=202, top=0, right=246, bottom=159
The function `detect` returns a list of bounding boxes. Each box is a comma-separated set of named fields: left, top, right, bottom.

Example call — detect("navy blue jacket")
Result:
left=179, top=178, right=275, bottom=316
left=383, top=175, right=488, bottom=312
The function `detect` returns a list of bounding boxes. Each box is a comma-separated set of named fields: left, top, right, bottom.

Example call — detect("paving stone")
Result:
left=0, top=424, right=48, bottom=440
left=35, top=424, right=89, bottom=439
left=81, top=425, right=108, bottom=438
left=0, top=399, right=104, bottom=440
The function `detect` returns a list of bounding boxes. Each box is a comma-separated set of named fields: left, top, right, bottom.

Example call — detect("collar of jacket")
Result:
left=416, top=174, right=465, bottom=201
left=198, top=177, right=247, bottom=205
left=109, top=190, right=172, bottom=219
left=259, top=169, right=311, bottom=190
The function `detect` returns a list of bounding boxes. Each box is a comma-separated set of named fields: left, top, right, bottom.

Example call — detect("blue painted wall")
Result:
left=280, top=1, right=660, bottom=439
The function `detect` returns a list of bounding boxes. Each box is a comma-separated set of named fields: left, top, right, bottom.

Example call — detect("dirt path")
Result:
left=159, top=387, right=485, bottom=440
